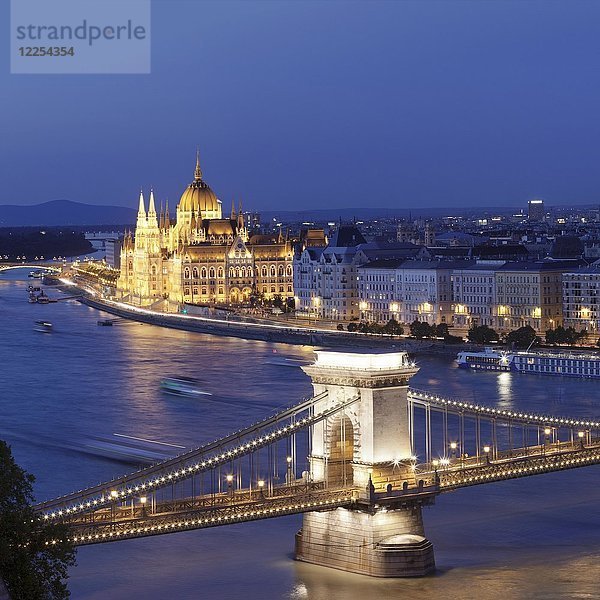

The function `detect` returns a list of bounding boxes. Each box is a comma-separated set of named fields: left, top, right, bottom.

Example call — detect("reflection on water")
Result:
left=496, top=371, right=513, bottom=408
left=0, top=270, right=599, bottom=599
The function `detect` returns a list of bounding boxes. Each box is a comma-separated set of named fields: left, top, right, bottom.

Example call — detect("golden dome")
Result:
left=178, top=152, right=221, bottom=218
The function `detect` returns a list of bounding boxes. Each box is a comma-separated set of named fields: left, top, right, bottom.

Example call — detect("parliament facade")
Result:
left=117, top=154, right=294, bottom=307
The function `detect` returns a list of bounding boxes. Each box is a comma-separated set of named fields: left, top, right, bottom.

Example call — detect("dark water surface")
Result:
left=1, top=270, right=598, bottom=599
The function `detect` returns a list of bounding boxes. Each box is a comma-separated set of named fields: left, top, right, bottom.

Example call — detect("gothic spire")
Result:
left=137, top=189, right=147, bottom=227
left=165, top=199, right=171, bottom=228
left=230, top=198, right=236, bottom=220
left=148, top=189, right=158, bottom=228
left=194, top=148, right=202, bottom=180
left=137, top=189, right=146, bottom=217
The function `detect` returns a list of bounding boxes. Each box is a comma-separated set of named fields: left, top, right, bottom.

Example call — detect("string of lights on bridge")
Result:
left=408, top=388, right=600, bottom=429
left=41, top=395, right=359, bottom=522
left=52, top=495, right=354, bottom=546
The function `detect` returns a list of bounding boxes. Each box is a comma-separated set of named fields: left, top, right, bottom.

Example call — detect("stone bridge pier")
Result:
left=295, top=350, right=436, bottom=577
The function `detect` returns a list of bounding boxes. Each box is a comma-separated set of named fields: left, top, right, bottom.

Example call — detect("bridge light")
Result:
left=287, top=456, right=293, bottom=464
left=578, top=431, right=585, bottom=438
left=257, top=479, right=265, bottom=488
left=544, top=427, right=551, bottom=436
left=226, top=474, right=234, bottom=483
left=483, top=446, right=490, bottom=454
left=110, top=490, right=118, bottom=499
left=450, top=442, right=457, bottom=450
left=139, top=496, right=147, bottom=504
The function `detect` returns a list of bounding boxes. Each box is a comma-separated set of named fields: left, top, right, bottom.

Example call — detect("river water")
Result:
left=1, top=269, right=598, bottom=599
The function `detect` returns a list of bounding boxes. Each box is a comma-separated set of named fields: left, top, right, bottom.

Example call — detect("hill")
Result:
left=0, top=200, right=136, bottom=227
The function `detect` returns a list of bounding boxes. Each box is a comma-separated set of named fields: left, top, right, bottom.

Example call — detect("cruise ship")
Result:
left=457, top=346, right=600, bottom=378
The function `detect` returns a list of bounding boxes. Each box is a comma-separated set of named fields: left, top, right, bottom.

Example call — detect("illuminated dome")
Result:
left=178, top=153, right=221, bottom=219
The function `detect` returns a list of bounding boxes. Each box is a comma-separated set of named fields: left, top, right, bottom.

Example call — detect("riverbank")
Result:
left=76, top=293, right=476, bottom=356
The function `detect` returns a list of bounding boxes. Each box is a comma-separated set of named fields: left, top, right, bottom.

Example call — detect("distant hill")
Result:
left=0, top=200, right=136, bottom=227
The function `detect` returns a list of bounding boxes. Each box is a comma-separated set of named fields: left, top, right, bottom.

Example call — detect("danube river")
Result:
left=1, top=269, right=599, bottom=599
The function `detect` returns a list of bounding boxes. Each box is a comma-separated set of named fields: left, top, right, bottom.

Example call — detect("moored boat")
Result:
left=457, top=346, right=600, bottom=378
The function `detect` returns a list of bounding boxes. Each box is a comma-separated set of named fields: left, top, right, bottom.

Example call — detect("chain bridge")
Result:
left=35, top=351, right=600, bottom=577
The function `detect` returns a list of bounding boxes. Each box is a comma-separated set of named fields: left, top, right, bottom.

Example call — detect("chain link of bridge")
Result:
left=36, top=351, right=600, bottom=578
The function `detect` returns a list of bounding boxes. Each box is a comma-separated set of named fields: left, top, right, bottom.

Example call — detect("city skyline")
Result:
left=2, top=1, right=600, bottom=210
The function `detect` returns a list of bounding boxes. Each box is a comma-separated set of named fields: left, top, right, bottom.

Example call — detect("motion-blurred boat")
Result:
left=71, top=434, right=185, bottom=465
left=34, top=320, right=53, bottom=333
left=160, top=376, right=212, bottom=397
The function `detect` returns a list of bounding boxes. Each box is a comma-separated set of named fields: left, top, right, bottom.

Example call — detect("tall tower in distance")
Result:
left=528, top=198, right=545, bottom=222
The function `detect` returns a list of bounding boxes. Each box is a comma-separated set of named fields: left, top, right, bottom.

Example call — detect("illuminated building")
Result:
left=118, top=153, right=294, bottom=307
left=562, top=265, right=600, bottom=332
left=528, top=198, right=545, bottom=222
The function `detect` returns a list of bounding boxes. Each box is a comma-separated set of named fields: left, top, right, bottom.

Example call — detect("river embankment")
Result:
left=76, top=294, right=474, bottom=356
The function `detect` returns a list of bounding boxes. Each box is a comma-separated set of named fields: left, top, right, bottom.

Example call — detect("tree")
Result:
left=468, top=325, right=500, bottom=344
left=336, top=323, right=344, bottom=331
left=347, top=322, right=358, bottom=332
left=433, top=323, right=449, bottom=338
left=382, top=319, right=404, bottom=336
left=506, top=325, right=538, bottom=349
left=410, top=320, right=433, bottom=339
left=546, top=326, right=585, bottom=345
left=0, top=441, right=75, bottom=599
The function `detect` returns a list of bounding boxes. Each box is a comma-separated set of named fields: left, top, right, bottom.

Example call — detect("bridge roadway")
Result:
left=58, top=438, right=600, bottom=546
left=0, top=263, right=62, bottom=272
left=37, top=385, right=600, bottom=547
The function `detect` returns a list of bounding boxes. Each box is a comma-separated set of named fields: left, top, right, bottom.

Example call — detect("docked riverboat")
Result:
left=457, top=347, right=600, bottom=378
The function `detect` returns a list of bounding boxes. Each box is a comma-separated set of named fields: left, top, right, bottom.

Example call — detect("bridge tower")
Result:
left=296, top=350, right=436, bottom=577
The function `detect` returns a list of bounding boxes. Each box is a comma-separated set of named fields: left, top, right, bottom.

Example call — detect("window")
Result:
left=192, top=267, right=199, bottom=278
left=209, top=267, right=216, bottom=278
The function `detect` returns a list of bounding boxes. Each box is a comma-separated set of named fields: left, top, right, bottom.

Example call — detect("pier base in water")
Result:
left=295, top=503, right=435, bottom=577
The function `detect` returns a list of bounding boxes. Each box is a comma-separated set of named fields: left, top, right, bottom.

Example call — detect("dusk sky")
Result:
left=3, top=0, right=600, bottom=212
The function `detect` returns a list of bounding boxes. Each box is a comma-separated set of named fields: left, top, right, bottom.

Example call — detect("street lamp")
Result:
left=139, top=496, right=147, bottom=517
left=258, top=479, right=265, bottom=498
left=578, top=430, right=585, bottom=449
left=286, top=456, right=293, bottom=485
left=450, top=441, right=458, bottom=460
left=226, top=474, right=234, bottom=497
left=483, top=445, right=491, bottom=464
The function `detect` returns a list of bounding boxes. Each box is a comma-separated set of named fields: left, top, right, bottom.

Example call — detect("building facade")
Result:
left=451, top=261, right=505, bottom=329
left=357, top=260, right=456, bottom=325
left=562, top=265, right=600, bottom=333
left=495, top=262, right=565, bottom=332
left=118, top=155, right=294, bottom=307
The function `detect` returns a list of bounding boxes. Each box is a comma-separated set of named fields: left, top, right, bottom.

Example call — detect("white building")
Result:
left=451, top=261, right=505, bottom=329
left=293, top=228, right=432, bottom=322
left=357, top=260, right=459, bottom=325
left=293, top=226, right=366, bottom=321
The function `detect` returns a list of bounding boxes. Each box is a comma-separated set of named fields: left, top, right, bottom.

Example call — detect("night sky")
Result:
left=2, top=0, right=600, bottom=211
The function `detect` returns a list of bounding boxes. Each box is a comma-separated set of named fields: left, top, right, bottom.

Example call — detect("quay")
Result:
left=78, top=294, right=404, bottom=349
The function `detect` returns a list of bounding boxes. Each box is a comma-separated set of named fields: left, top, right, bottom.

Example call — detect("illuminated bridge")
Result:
left=35, top=351, right=600, bottom=577
left=0, top=263, right=62, bottom=273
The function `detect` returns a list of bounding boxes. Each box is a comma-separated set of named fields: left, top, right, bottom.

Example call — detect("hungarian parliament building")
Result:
left=117, top=154, right=294, bottom=307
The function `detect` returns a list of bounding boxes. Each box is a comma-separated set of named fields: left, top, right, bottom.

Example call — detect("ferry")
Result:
left=457, top=346, right=600, bottom=378
left=160, top=377, right=212, bottom=397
